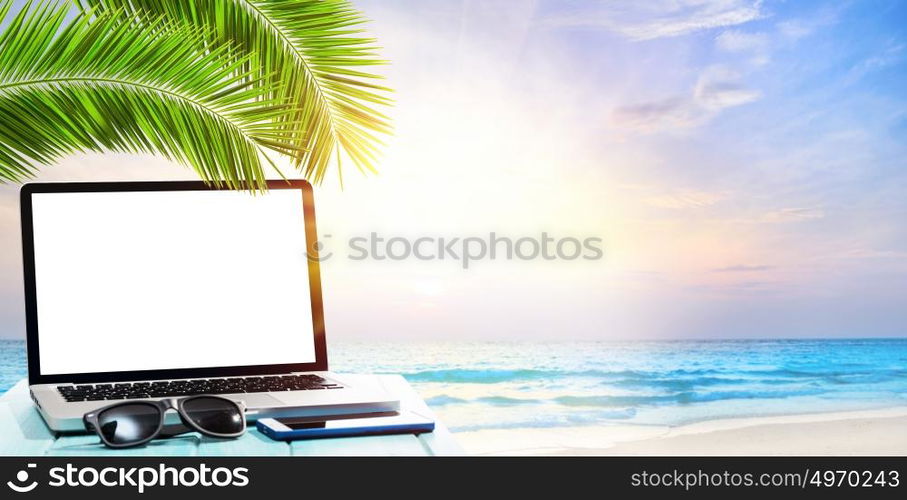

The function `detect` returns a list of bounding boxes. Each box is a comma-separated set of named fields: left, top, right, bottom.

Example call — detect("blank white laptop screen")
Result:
left=30, top=189, right=316, bottom=375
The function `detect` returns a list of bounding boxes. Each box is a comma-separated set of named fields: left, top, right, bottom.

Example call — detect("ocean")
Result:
left=2, top=339, right=906, bottom=432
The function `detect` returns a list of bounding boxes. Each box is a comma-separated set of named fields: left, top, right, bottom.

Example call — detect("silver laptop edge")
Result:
left=31, top=372, right=400, bottom=433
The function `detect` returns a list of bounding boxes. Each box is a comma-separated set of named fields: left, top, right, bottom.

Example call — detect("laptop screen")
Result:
left=28, top=188, right=317, bottom=376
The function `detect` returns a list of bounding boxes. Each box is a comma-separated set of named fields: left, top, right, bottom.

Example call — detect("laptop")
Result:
left=20, top=180, right=398, bottom=432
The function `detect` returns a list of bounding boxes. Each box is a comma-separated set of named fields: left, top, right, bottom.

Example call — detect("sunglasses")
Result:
left=83, top=395, right=246, bottom=448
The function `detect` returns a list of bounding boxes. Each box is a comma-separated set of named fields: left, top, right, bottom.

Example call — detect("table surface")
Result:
left=0, top=375, right=462, bottom=456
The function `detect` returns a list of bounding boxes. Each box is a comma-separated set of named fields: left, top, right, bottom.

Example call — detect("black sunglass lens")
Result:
left=182, top=397, right=244, bottom=435
left=97, top=403, right=161, bottom=445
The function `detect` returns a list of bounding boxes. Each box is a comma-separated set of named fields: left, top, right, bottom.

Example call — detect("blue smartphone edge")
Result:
left=256, top=418, right=435, bottom=441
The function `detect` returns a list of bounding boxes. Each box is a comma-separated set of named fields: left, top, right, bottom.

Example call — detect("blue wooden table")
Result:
left=0, top=375, right=462, bottom=456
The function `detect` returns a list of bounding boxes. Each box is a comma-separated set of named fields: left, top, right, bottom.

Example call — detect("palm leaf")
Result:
left=0, top=0, right=301, bottom=188
left=80, top=0, right=392, bottom=184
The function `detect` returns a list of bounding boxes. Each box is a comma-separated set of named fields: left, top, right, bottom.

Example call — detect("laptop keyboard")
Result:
left=56, top=375, right=343, bottom=402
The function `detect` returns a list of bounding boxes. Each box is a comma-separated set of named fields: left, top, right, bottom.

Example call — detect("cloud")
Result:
left=684, top=280, right=780, bottom=295
left=761, top=207, right=825, bottom=223
left=694, top=66, right=761, bottom=105
left=715, top=29, right=768, bottom=52
left=711, top=264, right=775, bottom=272
left=776, top=7, right=840, bottom=42
left=695, top=80, right=762, bottom=110
left=776, top=20, right=813, bottom=41
left=715, top=29, right=771, bottom=66
left=611, top=97, right=702, bottom=131
left=712, top=9, right=840, bottom=70
left=847, top=42, right=905, bottom=83
left=544, top=0, right=763, bottom=41
left=834, top=248, right=907, bottom=260
left=642, top=189, right=729, bottom=209
left=611, top=66, right=761, bottom=132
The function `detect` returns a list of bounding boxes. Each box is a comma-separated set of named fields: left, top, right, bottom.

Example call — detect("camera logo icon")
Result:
left=7, top=463, right=38, bottom=493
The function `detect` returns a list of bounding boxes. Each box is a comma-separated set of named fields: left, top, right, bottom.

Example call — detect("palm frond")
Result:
left=81, top=0, right=392, bottom=183
left=0, top=0, right=301, bottom=188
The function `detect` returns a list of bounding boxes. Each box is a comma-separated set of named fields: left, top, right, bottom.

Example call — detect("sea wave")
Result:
left=446, top=408, right=640, bottom=432
left=423, top=388, right=832, bottom=408
left=424, top=395, right=543, bottom=406
left=401, top=367, right=907, bottom=385
left=400, top=368, right=627, bottom=383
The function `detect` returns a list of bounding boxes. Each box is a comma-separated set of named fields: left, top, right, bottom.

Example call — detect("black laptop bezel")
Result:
left=21, top=180, right=329, bottom=385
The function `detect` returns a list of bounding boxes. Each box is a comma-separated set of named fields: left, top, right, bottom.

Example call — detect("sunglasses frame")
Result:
left=83, top=395, right=247, bottom=448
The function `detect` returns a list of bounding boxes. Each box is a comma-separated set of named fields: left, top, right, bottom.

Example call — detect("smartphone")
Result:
left=256, top=411, right=435, bottom=441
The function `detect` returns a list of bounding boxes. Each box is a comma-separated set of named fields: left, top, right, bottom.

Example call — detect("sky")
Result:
left=1, top=0, right=906, bottom=340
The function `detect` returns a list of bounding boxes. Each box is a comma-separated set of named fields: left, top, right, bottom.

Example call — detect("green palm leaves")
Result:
left=0, top=0, right=390, bottom=188
left=82, top=0, right=392, bottom=183
left=0, top=1, right=295, bottom=187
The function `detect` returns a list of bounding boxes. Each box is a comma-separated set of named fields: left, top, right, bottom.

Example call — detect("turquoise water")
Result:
left=0, top=340, right=26, bottom=394
left=3, top=339, right=907, bottom=432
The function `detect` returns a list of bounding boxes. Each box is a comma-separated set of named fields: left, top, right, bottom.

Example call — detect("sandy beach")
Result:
left=455, top=407, right=907, bottom=456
